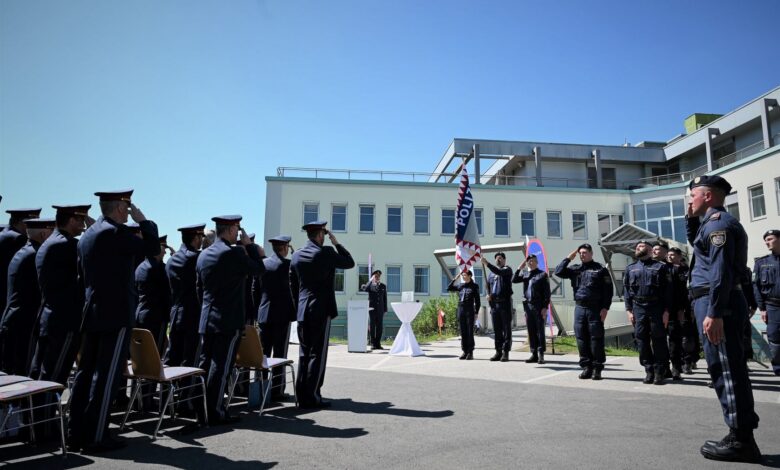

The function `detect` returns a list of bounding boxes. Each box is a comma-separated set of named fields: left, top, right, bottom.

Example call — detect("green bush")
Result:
left=412, top=294, right=461, bottom=338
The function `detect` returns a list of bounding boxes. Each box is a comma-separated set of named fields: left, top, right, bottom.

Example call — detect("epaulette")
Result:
left=755, top=254, right=771, bottom=261
left=709, top=212, right=721, bottom=220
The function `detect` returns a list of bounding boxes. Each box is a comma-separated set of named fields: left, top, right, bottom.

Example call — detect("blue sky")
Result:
left=2, top=0, right=779, bottom=240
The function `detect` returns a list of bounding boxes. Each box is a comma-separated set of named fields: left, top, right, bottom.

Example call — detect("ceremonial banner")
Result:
left=455, top=167, right=481, bottom=271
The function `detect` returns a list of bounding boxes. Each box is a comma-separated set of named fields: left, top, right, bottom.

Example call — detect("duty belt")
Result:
left=689, top=284, right=741, bottom=300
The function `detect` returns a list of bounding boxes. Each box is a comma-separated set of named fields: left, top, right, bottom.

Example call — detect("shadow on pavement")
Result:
left=761, top=453, right=780, bottom=468
left=323, top=398, right=454, bottom=419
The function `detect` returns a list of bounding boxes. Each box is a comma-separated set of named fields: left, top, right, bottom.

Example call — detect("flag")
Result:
left=455, top=167, right=481, bottom=271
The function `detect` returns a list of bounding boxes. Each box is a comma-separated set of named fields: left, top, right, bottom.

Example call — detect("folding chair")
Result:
left=0, top=376, right=67, bottom=457
left=120, top=328, right=207, bottom=439
left=227, top=325, right=296, bottom=415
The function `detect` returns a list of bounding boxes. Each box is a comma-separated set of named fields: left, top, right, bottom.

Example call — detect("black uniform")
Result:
left=447, top=277, right=481, bottom=355
left=258, top=253, right=296, bottom=397
left=360, top=280, right=387, bottom=349
left=753, top=251, right=780, bottom=375
left=165, top=243, right=201, bottom=370
left=135, top=257, right=171, bottom=353
left=0, top=225, right=31, bottom=315
left=290, top=237, right=355, bottom=407
left=484, top=261, right=514, bottom=354
left=513, top=267, right=551, bottom=357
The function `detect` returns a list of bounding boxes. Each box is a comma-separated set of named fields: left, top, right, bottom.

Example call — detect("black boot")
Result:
left=671, top=366, right=682, bottom=381
left=592, top=368, right=602, bottom=380
left=525, top=354, right=538, bottom=363
left=579, top=368, right=593, bottom=379
left=465, top=352, right=474, bottom=360
left=489, top=351, right=502, bottom=362
left=682, top=363, right=693, bottom=375
left=500, top=351, right=509, bottom=362
left=701, top=429, right=762, bottom=463
left=643, top=370, right=655, bottom=384
left=654, top=367, right=666, bottom=385
left=537, top=352, right=545, bottom=364
left=459, top=352, right=467, bottom=360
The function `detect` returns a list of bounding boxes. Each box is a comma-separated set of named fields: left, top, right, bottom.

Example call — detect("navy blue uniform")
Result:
left=623, top=258, right=672, bottom=375
left=258, top=253, right=295, bottom=397
left=687, top=207, right=759, bottom=433
left=196, top=238, right=264, bottom=421
left=290, top=240, right=354, bottom=407
left=68, top=216, right=159, bottom=446
left=0, top=227, right=28, bottom=315
left=135, top=257, right=171, bottom=352
left=447, top=277, right=481, bottom=354
left=484, top=262, right=514, bottom=353
left=513, top=268, right=551, bottom=355
left=360, top=280, right=387, bottom=349
left=753, top=252, right=780, bottom=375
left=164, top=244, right=201, bottom=370
left=554, top=258, right=613, bottom=371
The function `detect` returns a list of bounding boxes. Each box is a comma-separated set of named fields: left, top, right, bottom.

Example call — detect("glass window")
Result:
left=441, top=208, right=456, bottom=235
left=495, top=210, right=509, bottom=236
left=572, top=212, right=587, bottom=239
left=597, top=213, right=623, bottom=237
left=303, top=203, right=319, bottom=225
left=414, top=266, right=429, bottom=294
left=331, top=204, right=347, bottom=232
left=520, top=211, right=535, bottom=237
left=441, top=266, right=457, bottom=294
left=646, top=220, right=659, bottom=235
left=750, top=184, right=766, bottom=219
left=357, top=265, right=369, bottom=291
left=726, top=203, right=740, bottom=221
left=473, top=267, right=484, bottom=295
left=387, top=206, right=402, bottom=234
left=660, top=219, right=672, bottom=238
left=633, top=204, right=646, bottom=222
left=414, top=207, right=429, bottom=234
left=602, top=168, right=617, bottom=189
left=646, top=202, right=671, bottom=219
left=334, top=268, right=345, bottom=293
left=386, top=266, right=401, bottom=293
left=474, top=209, right=483, bottom=236
left=359, top=205, right=375, bottom=232
left=671, top=199, right=685, bottom=217
left=673, top=218, right=687, bottom=243
left=547, top=211, right=562, bottom=238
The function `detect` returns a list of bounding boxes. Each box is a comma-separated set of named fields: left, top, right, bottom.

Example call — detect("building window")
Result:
left=749, top=184, right=766, bottom=219
left=495, top=210, right=509, bottom=237
left=359, top=205, right=375, bottom=232
left=726, top=202, right=740, bottom=221
left=474, top=209, right=483, bottom=236
left=441, top=208, right=456, bottom=235
left=334, top=268, right=345, bottom=293
left=597, top=213, right=624, bottom=237
left=387, top=206, right=402, bottom=234
left=441, top=266, right=457, bottom=294
left=386, top=265, right=401, bottom=293
left=572, top=212, right=587, bottom=239
left=633, top=199, right=686, bottom=243
left=546, top=211, right=562, bottom=238
left=587, top=167, right=617, bottom=189
left=473, top=267, right=484, bottom=295
left=414, top=266, right=429, bottom=295
left=520, top=211, right=535, bottom=237
left=303, top=203, right=319, bottom=225
left=357, top=265, right=369, bottom=292
left=414, top=206, right=429, bottom=234
left=331, top=204, right=347, bottom=232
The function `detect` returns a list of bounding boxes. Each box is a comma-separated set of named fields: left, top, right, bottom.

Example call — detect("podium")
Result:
left=347, top=300, right=370, bottom=353
left=389, top=302, right=425, bottom=357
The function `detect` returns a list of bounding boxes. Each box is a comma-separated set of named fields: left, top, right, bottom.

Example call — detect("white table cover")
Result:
left=389, top=302, right=425, bottom=357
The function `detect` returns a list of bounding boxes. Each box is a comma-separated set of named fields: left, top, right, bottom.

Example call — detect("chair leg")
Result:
left=226, top=368, right=239, bottom=409
left=57, top=400, right=67, bottom=458
left=259, top=375, right=271, bottom=416
left=120, top=381, right=142, bottom=431
left=154, top=385, right=174, bottom=440
left=199, top=376, right=208, bottom=426
left=168, top=384, right=177, bottom=420
left=28, top=396, right=36, bottom=443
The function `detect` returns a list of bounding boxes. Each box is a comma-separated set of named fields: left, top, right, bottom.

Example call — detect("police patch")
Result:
left=710, top=230, right=726, bottom=247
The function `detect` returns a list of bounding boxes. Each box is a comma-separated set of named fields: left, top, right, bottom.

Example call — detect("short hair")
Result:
left=216, top=223, right=232, bottom=236
left=55, top=212, right=73, bottom=228
left=494, top=252, right=506, bottom=260
left=182, top=232, right=201, bottom=246
left=577, top=243, right=593, bottom=253
left=99, top=200, right=124, bottom=217
left=306, top=228, right=325, bottom=240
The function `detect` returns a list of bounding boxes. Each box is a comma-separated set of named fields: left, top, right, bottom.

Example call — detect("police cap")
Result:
left=212, top=215, right=242, bottom=225
left=577, top=243, right=593, bottom=252
left=52, top=204, right=91, bottom=217
left=268, top=235, right=292, bottom=245
left=24, top=218, right=56, bottom=230
left=688, top=175, right=732, bottom=194
left=635, top=240, right=653, bottom=248
left=764, top=229, right=780, bottom=240
left=652, top=240, right=669, bottom=249
left=178, top=224, right=206, bottom=234
left=302, top=220, right=327, bottom=231
left=371, top=269, right=382, bottom=276
left=526, top=253, right=537, bottom=260
left=94, top=189, right=133, bottom=202
left=669, top=247, right=683, bottom=255
left=6, top=208, right=42, bottom=219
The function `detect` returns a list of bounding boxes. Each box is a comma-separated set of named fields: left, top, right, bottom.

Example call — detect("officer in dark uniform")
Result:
left=753, top=229, right=780, bottom=376
left=513, top=253, right=551, bottom=364
left=624, top=240, right=672, bottom=385
left=667, top=247, right=698, bottom=374
left=554, top=243, right=613, bottom=380
left=242, top=233, right=261, bottom=325
left=447, top=269, right=481, bottom=360
left=258, top=235, right=296, bottom=399
left=68, top=190, right=160, bottom=452
left=291, top=221, right=355, bottom=408
left=686, top=175, right=760, bottom=462
left=481, top=252, right=514, bottom=362
left=0, top=218, right=55, bottom=375
left=135, top=235, right=172, bottom=353
left=651, top=241, right=682, bottom=380
left=360, top=269, right=388, bottom=350
left=0, top=208, right=42, bottom=316
left=741, top=266, right=759, bottom=368
left=196, top=215, right=265, bottom=424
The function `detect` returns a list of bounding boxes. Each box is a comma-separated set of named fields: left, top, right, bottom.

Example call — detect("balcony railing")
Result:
left=714, top=139, right=766, bottom=169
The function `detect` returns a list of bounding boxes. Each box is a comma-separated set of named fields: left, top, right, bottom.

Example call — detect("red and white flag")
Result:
left=455, top=167, right=481, bottom=271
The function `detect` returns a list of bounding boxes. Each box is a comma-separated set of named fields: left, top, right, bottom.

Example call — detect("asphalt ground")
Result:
left=1, top=330, right=779, bottom=469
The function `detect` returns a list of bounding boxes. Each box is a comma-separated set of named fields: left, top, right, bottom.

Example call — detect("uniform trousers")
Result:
left=523, top=301, right=546, bottom=354
left=29, top=331, right=80, bottom=437
left=573, top=305, right=605, bottom=370
left=667, top=318, right=684, bottom=369
left=458, top=311, right=475, bottom=354
left=198, top=329, right=242, bottom=422
left=368, top=310, right=384, bottom=348
left=766, top=305, right=780, bottom=375
left=296, top=316, right=332, bottom=406
left=633, top=304, right=669, bottom=373
left=259, top=321, right=291, bottom=396
left=681, top=309, right=700, bottom=365
left=490, top=300, right=512, bottom=352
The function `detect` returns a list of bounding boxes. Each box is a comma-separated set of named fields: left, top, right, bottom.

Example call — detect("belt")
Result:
left=766, top=297, right=780, bottom=307
left=633, top=296, right=659, bottom=303
left=689, top=284, right=741, bottom=300
left=575, top=300, right=600, bottom=307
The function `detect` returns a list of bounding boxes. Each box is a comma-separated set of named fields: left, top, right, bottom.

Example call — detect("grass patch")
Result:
left=515, top=335, right=640, bottom=357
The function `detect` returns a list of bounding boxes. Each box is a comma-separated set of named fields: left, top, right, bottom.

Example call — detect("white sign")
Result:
left=347, top=300, right=370, bottom=353
left=401, top=291, right=414, bottom=303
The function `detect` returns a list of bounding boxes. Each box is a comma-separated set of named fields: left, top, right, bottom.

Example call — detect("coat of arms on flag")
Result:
left=455, top=166, right=481, bottom=270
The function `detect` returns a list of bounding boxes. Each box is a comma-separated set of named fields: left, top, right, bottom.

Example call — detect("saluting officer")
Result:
left=482, top=253, right=514, bottom=362
left=258, top=235, right=296, bottom=399
left=360, top=269, right=388, bottom=350
left=0, top=208, right=42, bottom=315
left=68, top=190, right=160, bottom=453
left=447, top=268, right=481, bottom=360
left=135, top=235, right=172, bottom=353
left=291, top=221, right=355, bottom=409
left=686, top=175, right=760, bottom=463
left=554, top=243, right=613, bottom=380
left=667, top=247, right=698, bottom=374
left=196, top=215, right=265, bottom=424
left=753, top=229, right=780, bottom=376
left=512, top=253, right=551, bottom=364
left=0, top=217, right=55, bottom=375
left=624, top=240, right=673, bottom=385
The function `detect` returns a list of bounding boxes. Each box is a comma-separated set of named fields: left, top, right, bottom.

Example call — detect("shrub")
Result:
left=412, top=294, right=461, bottom=338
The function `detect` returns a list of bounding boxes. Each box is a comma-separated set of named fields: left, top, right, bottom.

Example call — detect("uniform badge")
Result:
left=710, top=230, right=726, bottom=247
left=694, top=177, right=701, bottom=184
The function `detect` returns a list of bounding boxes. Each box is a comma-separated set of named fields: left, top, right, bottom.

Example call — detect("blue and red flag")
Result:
left=455, top=167, right=481, bottom=271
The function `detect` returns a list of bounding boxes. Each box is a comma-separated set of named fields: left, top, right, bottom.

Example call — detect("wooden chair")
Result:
left=0, top=376, right=67, bottom=457
left=227, top=325, right=296, bottom=415
left=120, top=328, right=207, bottom=439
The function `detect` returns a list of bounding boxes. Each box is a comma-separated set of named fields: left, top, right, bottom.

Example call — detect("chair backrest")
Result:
left=130, top=328, right=164, bottom=380
left=235, top=325, right=266, bottom=369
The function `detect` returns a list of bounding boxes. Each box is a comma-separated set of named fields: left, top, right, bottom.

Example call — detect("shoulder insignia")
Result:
left=710, top=230, right=726, bottom=247
left=709, top=213, right=721, bottom=220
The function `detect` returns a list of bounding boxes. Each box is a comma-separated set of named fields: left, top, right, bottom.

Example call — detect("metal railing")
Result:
left=713, top=139, right=766, bottom=169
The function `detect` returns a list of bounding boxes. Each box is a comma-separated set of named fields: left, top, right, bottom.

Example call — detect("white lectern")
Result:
left=389, top=301, right=425, bottom=357
left=347, top=300, right=370, bottom=353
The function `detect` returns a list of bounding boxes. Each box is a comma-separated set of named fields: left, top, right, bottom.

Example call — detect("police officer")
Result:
left=68, top=190, right=160, bottom=452
left=512, top=253, right=551, bottom=364
left=0, top=208, right=42, bottom=315
left=753, top=229, right=780, bottom=376
left=741, top=266, right=759, bottom=368
left=686, top=175, right=760, bottom=462
left=554, top=243, right=614, bottom=380
left=667, top=247, right=698, bottom=374
left=258, top=235, right=296, bottom=399
left=245, top=233, right=262, bottom=325
left=291, top=221, right=355, bottom=408
left=135, top=235, right=172, bottom=353
left=197, top=215, right=265, bottom=424
left=0, top=217, right=55, bottom=375
left=624, top=240, right=672, bottom=385
left=652, top=241, right=683, bottom=381
left=360, top=269, right=388, bottom=350
left=482, top=252, right=514, bottom=362
left=447, top=268, right=481, bottom=360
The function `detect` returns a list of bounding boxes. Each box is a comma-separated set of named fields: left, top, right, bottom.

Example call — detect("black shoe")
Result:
left=500, top=352, right=509, bottom=362
left=81, top=437, right=128, bottom=454
left=682, top=363, right=693, bottom=375
left=317, top=400, right=332, bottom=408
left=465, top=352, right=474, bottom=360
left=592, top=369, right=602, bottom=380
left=489, top=352, right=502, bottom=362
left=701, top=431, right=762, bottom=463
left=525, top=355, right=538, bottom=363
left=459, top=352, right=467, bottom=360
left=664, top=368, right=673, bottom=379
left=373, top=345, right=384, bottom=350
left=538, top=353, right=545, bottom=364
left=653, top=373, right=665, bottom=385
left=691, top=362, right=698, bottom=370
left=671, top=367, right=682, bottom=381
left=579, top=368, right=593, bottom=379
left=643, top=371, right=655, bottom=384
left=707, top=381, right=714, bottom=388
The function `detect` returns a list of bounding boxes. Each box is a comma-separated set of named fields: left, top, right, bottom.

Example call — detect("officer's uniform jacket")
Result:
left=258, top=253, right=295, bottom=324
left=554, top=258, right=614, bottom=310
left=670, top=264, right=690, bottom=313
left=78, top=216, right=160, bottom=332
left=166, top=244, right=201, bottom=332
left=360, top=281, right=387, bottom=314
left=0, top=227, right=28, bottom=314
left=35, top=229, right=83, bottom=335
left=753, top=252, right=780, bottom=310
left=622, top=258, right=672, bottom=312
left=0, top=240, right=42, bottom=334
left=290, top=240, right=355, bottom=322
left=513, top=268, right=551, bottom=310
left=447, top=278, right=481, bottom=318
left=484, top=262, right=513, bottom=303
left=135, top=257, right=171, bottom=327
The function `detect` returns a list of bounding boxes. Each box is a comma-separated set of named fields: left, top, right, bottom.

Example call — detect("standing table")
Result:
left=389, top=302, right=425, bottom=357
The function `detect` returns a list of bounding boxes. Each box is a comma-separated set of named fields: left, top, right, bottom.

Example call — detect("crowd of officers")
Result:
left=0, top=191, right=354, bottom=454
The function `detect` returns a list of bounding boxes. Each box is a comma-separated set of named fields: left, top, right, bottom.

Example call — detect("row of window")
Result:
left=303, top=202, right=624, bottom=239
left=746, top=178, right=780, bottom=220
